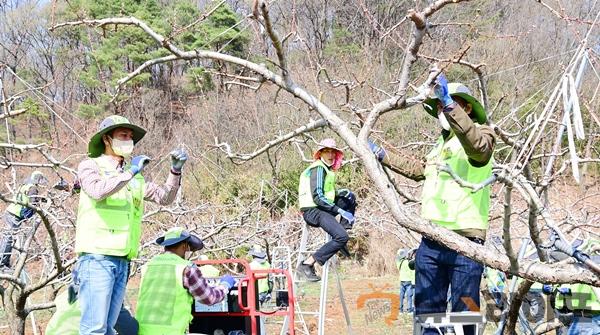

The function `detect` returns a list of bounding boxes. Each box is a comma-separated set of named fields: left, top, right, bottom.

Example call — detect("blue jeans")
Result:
left=567, top=315, right=600, bottom=335
left=0, top=212, right=23, bottom=267
left=399, top=281, right=414, bottom=312
left=415, top=238, right=484, bottom=335
left=76, top=253, right=129, bottom=335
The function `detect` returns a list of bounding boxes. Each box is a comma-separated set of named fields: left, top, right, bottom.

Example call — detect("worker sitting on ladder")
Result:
left=135, top=227, right=236, bottom=335
left=368, top=73, right=496, bottom=335
left=297, top=138, right=357, bottom=282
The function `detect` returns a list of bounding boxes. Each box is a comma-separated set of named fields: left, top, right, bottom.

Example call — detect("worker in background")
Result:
left=74, top=115, right=188, bottom=335
left=484, top=267, right=506, bottom=311
left=369, top=74, right=496, bottom=335
left=1, top=171, right=47, bottom=269
left=248, top=244, right=272, bottom=305
left=297, top=138, right=357, bottom=282
left=544, top=239, right=600, bottom=335
left=198, top=254, right=221, bottom=278
left=135, top=227, right=235, bottom=335
left=396, top=248, right=416, bottom=314
left=248, top=244, right=272, bottom=335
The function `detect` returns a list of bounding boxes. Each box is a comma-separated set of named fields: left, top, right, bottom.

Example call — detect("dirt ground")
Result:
left=4, top=262, right=562, bottom=335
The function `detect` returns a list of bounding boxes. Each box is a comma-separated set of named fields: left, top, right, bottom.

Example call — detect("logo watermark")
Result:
left=356, top=284, right=399, bottom=326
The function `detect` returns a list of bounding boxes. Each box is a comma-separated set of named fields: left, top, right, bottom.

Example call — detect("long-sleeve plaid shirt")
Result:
left=182, top=263, right=228, bottom=305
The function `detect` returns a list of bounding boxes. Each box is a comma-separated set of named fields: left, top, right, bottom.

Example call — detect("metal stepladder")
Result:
left=274, top=223, right=353, bottom=335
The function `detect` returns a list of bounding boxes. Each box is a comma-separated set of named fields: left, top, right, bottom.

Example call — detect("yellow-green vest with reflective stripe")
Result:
left=485, top=268, right=505, bottom=290
left=397, top=259, right=415, bottom=284
left=421, top=135, right=493, bottom=230
left=298, top=160, right=336, bottom=209
left=6, top=184, right=34, bottom=218
left=137, top=253, right=193, bottom=335
left=250, top=259, right=271, bottom=294
left=558, top=283, right=600, bottom=311
left=45, top=290, right=80, bottom=335
left=75, top=156, right=145, bottom=259
left=199, top=264, right=220, bottom=278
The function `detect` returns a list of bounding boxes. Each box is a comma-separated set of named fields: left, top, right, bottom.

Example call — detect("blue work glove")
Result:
left=129, top=155, right=151, bottom=175
left=220, top=274, right=236, bottom=290
left=337, top=208, right=355, bottom=225
left=433, top=73, right=454, bottom=108
left=542, top=284, right=553, bottom=295
left=367, top=140, right=386, bottom=162
left=557, top=287, right=571, bottom=295
left=170, top=148, right=188, bottom=173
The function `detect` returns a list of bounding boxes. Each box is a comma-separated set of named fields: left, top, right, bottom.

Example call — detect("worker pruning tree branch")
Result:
left=52, top=0, right=600, bottom=288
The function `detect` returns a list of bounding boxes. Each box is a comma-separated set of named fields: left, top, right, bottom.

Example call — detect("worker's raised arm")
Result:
left=143, top=148, right=188, bottom=205
left=78, top=158, right=132, bottom=201
left=368, top=141, right=426, bottom=181
left=143, top=173, right=181, bottom=205
left=444, top=104, right=496, bottom=166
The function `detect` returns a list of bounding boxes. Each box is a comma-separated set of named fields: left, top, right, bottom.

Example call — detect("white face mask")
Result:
left=438, top=111, right=451, bottom=131
left=111, top=138, right=134, bottom=158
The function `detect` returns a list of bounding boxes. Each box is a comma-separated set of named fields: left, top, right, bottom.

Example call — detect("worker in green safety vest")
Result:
left=248, top=244, right=272, bottom=304
left=368, top=73, right=496, bottom=335
left=396, top=248, right=416, bottom=313
left=1, top=170, right=47, bottom=269
left=136, top=227, right=235, bottom=335
left=248, top=244, right=271, bottom=335
left=296, top=138, right=357, bottom=282
left=545, top=239, right=600, bottom=335
left=74, top=115, right=188, bottom=335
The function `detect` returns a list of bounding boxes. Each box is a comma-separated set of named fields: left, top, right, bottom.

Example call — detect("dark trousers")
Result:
left=302, top=194, right=355, bottom=265
left=302, top=208, right=349, bottom=265
left=0, top=212, right=22, bottom=267
left=415, top=238, right=484, bottom=335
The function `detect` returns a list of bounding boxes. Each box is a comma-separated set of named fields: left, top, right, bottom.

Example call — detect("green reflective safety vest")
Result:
left=45, top=290, right=80, bottom=335
left=137, top=253, right=193, bottom=335
left=6, top=183, right=34, bottom=218
left=557, top=283, right=600, bottom=311
left=421, top=135, right=493, bottom=230
left=298, top=160, right=336, bottom=209
left=199, top=264, right=220, bottom=278
left=396, top=259, right=415, bottom=284
left=75, top=156, right=145, bottom=259
left=250, top=259, right=271, bottom=294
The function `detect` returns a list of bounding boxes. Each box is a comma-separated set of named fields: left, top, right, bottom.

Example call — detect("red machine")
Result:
left=190, top=258, right=295, bottom=335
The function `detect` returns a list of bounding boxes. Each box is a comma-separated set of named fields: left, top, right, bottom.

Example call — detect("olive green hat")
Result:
left=423, top=83, right=487, bottom=124
left=88, top=115, right=146, bottom=158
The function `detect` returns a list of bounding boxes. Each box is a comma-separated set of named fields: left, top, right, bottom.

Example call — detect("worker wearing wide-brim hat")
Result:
left=74, top=114, right=190, bottom=335
left=368, top=74, right=496, bottom=335
left=1, top=170, right=48, bottom=269
left=248, top=245, right=271, bottom=296
left=136, top=227, right=236, bottom=335
left=297, top=138, right=357, bottom=282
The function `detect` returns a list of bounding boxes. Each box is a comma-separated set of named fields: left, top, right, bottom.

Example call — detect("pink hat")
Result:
left=313, top=138, right=344, bottom=171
